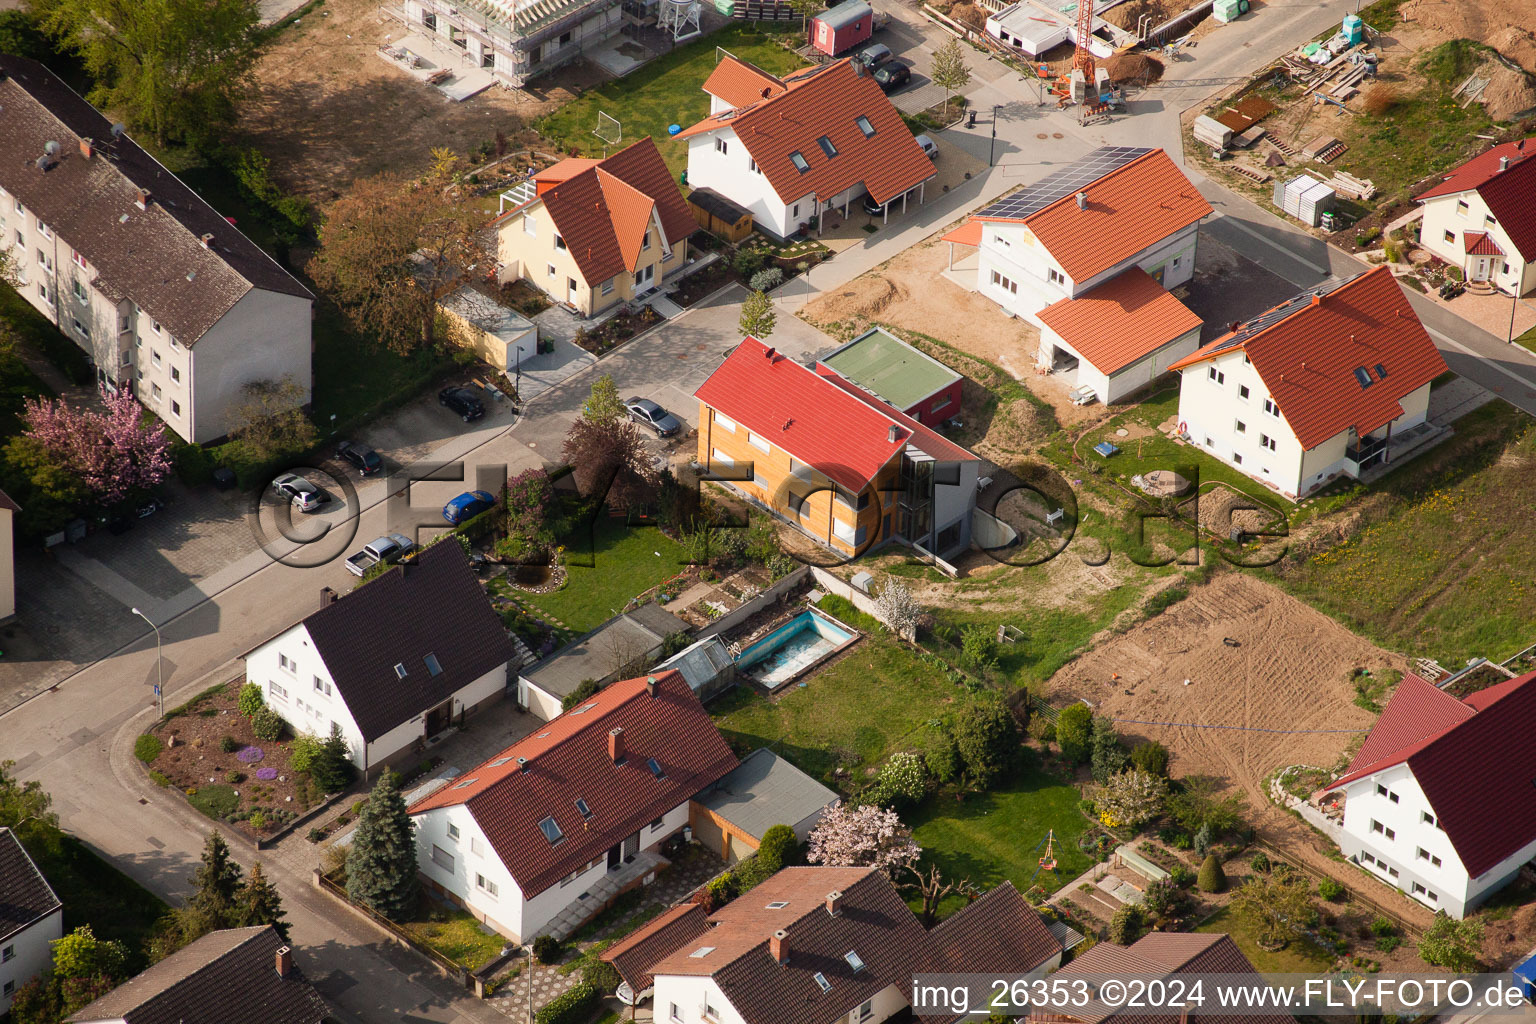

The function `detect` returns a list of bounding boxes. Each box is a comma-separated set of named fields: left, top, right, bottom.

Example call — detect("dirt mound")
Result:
left=1101, top=0, right=1167, bottom=31
left=949, top=2, right=987, bottom=29
left=1395, top=0, right=1536, bottom=72
left=1483, top=65, right=1536, bottom=121
left=1106, top=52, right=1165, bottom=84
left=807, top=276, right=905, bottom=323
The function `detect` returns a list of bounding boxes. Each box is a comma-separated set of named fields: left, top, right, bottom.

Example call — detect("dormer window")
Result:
left=789, top=151, right=810, bottom=173
left=855, top=115, right=875, bottom=138
left=576, top=798, right=594, bottom=820
left=538, top=816, right=564, bottom=844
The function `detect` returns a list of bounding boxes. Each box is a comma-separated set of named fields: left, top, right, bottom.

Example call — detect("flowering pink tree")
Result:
left=21, top=388, right=172, bottom=504
left=807, top=803, right=921, bottom=875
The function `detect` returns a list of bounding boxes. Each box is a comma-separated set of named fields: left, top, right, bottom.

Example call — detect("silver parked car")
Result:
left=271, top=473, right=328, bottom=512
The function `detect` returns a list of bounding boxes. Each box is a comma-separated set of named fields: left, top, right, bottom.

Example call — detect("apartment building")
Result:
left=0, top=55, right=312, bottom=444
left=400, top=0, right=621, bottom=88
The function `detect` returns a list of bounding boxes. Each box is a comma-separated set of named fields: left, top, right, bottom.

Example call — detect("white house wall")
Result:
left=684, top=130, right=828, bottom=240
left=1420, top=190, right=1534, bottom=296
left=1176, top=350, right=1310, bottom=497
left=1338, top=765, right=1471, bottom=917
left=247, top=624, right=370, bottom=768
left=189, top=287, right=313, bottom=443
left=414, top=805, right=525, bottom=939
left=1073, top=223, right=1198, bottom=295
left=517, top=675, right=566, bottom=721
left=0, top=908, right=62, bottom=1015
left=656, top=975, right=749, bottom=1024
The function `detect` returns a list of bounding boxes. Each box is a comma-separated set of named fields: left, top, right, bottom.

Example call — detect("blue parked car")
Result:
left=443, top=490, right=495, bottom=525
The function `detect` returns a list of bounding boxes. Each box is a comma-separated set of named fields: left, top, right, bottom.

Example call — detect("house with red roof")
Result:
left=603, top=867, right=1063, bottom=1024
left=1168, top=267, right=1448, bottom=500
left=944, top=147, right=1209, bottom=404
left=695, top=338, right=981, bottom=562
left=407, top=671, right=738, bottom=942
left=676, top=57, right=936, bottom=240
left=1415, top=137, right=1536, bottom=296
left=493, top=137, right=694, bottom=317
left=1322, top=669, right=1536, bottom=918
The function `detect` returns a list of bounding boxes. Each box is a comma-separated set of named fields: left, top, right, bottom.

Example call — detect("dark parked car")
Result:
left=873, top=59, right=911, bottom=93
left=439, top=386, right=486, bottom=422
left=624, top=397, right=682, bottom=437
left=336, top=440, right=383, bottom=476
left=854, top=43, right=892, bottom=69
left=443, top=490, right=496, bottom=525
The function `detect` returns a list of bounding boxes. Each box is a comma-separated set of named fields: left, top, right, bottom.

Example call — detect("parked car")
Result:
left=855, top=42, right=892, bottom=69
left=271, top=473, right=328, bottom=513
left=616, top=980, right=654, bottom=1007
left=443, top=490, right=496, bottom=526
left=915, top=133, right=938, bottom=160
left=345, top=534, right=416, bottom=577
left=873, top=59, right=912, bottom=92
left=439, top=386, right=486, bottom=422
left=625, top=397, right=682, bottom=437
left=336, top=440, right=383, bottom=476
left=863, top=192, right=889, bottom=217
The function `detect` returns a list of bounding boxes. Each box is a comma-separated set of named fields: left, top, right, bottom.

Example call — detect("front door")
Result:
left=607, top=844, right=622, bottom=870
left=636, top=263, right=655, bottom=290
left=567, top=277, right=580, bottom=304
left=425, top=700, right=453, bottom=737
left=1470, top=257, right=1491, bottom=281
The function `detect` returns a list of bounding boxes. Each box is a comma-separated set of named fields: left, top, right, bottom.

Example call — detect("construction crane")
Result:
left=1072, top=0, right=1096, bottom=89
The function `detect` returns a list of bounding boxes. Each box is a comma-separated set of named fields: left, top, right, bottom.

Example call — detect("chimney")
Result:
left=1075, top=191, right=1087, bottom=210
left=135, top=188, right=150, bottom=211
left=770, top=929, right=790, bottom=965
left=1310, top=289, right=1323, bottom=306
left=826, top=890, right=844, bottom=916
left=79, top=137, right=93, bottom=159
left=200, top=232, right=214, bottom=249
left=517, top=756, right=529, bottom=772
left=1229, top=321, right=1241, bottom=332
left=647, top=675, right=658, bottom=697
left=320, top=586, right=339, bottom=607
left=609, top=727, right=626, bottom=764
left=276, top=945, right=293, bottom=979
left=1499, top=156, right=1510, bottom=172
left=887, top=424, right=899, bottom=443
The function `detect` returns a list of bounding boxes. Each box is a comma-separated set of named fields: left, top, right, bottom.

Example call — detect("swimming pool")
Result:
left=734, top=609, right=858, bottom=688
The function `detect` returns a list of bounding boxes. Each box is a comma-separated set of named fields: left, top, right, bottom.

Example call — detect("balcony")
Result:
left=1344, top=433, right=1389, bottom=469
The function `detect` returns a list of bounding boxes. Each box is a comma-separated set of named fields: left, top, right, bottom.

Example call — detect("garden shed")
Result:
left=689, top=748, right=838, bottom=863
left=809, top=0, right=874, bottom=57
left=688, top=186, right=754, bottom=243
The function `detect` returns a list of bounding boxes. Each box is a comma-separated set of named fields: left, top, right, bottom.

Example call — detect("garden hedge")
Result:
left=534, top=981, right=598, bottom=1024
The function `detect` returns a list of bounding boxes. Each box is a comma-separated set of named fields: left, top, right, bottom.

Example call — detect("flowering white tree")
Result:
left=873, top=580, right=921, bottom=642
left=20, top=387, right=171, bottom=504
left=807, top=802, right=920, bottom=875
left=1097, top=768, right=1168, bottom=830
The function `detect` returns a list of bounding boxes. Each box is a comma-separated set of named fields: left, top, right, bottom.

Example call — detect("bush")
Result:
left=1192, top=823, right=1212, bottom=856
left=238, top=683, right=265, bottom=716
left=1356, top=226, right=1382, bottom=246
left=1383, top=239, right=1402, bottom=263
left=148, top=770, right=172, bottom=787
left=923, top=730, right=960, bottom=784
left=748, top=267, right=784, bottom=292
left=134, top=734, right=163, bottom=763
left=1318, top=877, right=1346, bottom=901
left=288, top=733, right=323, bottom=774
left=707, top=872, right=738, bottom=907
left=873, top=751, right=929, bottom=807
left=1129, top=740, right=1169, bottom=777
left=534, top=982, right=599, bottom=1024
left=251, top=706, right=285, bottom=741
left=758, top=824, right=800, bottom=873
left=562, top=679, right=601, bottom=711
left=1056, top=704, right=1092, bottom=763
left=1376, top=934, right=1401, bottom=953
left=731, top=247, right=768, bottom=279
left=219, top=735, right=240, bottom=754
left=1169, top=865, right=1194, bottom=888
left=171, top=441, right=217, bottom=486
left=952, top=692, right=1021, bottom=787
left=1249, top=852, right=1270, bottom=873
left=1107, top=903, right=1143, bottom=944
left=1369, top=916, right=1396, bottom=938
left=532, top=935, right=562, bottom=964
left=225, top=771, right=246, bottom=784
left=1197, top=854, right=1227, bottom=893
left=581, top=956, right=621, bottom=993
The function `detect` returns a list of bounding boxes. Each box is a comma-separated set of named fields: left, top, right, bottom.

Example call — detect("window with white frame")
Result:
left=446, top=821, right=460, bottom=840
left=1234, top=419, right=1246, bottom=434
left=547, top=263, right=556, bottom=278
left=1264, top=398, right=1279, bottom=416
left=832, top=516, right=856, bottom=544
left=36, top=217, right=51, bottom=239
left=1260, top=434, right=1277, bottom=452
left=1048, top=268, right=1065, bottom=286
left=747, top=431, right=770, bottom=453
left=670, top=1005, right=682, bottom=1022
left=171, top=366, right=180, bottom=382
left=1376, top=784, right=1399, bottom=803
left=151, top=383, right=162, bottom=400
left=72, top=279, right=87, bottom=303
left=72, top=250, right=87, bottom=270
left=1456, top=199, right=1469, bottom=216
left=642, top=230, right=652, bottom=251
left=170, top=400, right=181, bottom=417
left=601, top=278, right=614, bottom=295
left=269, top=680, right=288, bottom=700
left=278, top=652, right=295, bottom=673
left=1238, top=384, right=1250, bottom=400
left=72, top=316, right=88, bottom=339
left=1208, top=366, right=1225, bottom=385
left=710, top=448, right=733, bottom=467
left=313, top=675, right=331, bottom=696
left=152, top=349, right=162, bottom=366
left=431, top=845, right=454, bottom=870
left=476, top=873, right=499, bottom=897
left=990, top=270, right=1018, bottom=295
left=1416, top=847, right=1442, bottom=867
left=714, top=411, right=736, bottom=432
left=2, top=944, right=14, bottom=962
left=715, top=137, right=729, bottom=156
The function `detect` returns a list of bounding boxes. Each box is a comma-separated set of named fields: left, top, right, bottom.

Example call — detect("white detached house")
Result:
left=1324, top=670, right=1536, bottom=918
left=1415, top=137, right=1536, bottom=296
left=243, top=542, right=514, bottom=776
left=1170, top=266, right=1448, bottom=500
left=0, top=827, right=63, bottom=1015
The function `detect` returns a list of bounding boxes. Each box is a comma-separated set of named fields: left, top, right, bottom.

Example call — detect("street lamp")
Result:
left=131, top=607, right=164, bottom=720
left=989, top=105, right=1001, bottom=167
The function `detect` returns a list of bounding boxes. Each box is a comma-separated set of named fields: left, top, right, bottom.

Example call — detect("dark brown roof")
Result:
left=408, top=671, right=738, bottom=898
left=67, top=926, right=328, bottom=1024
left=0, top=56, right=311, bottom=347
left=529, top=137, right=695, bottom=287
left=299, top=541, right=516, bottom=742
left=0, top=488, right=20, bottom=513
left=602, top=902, right=711, bottom=993
left=927, top=881, right=1061, bottom=975
left=0, top=827, right=60, bottom=943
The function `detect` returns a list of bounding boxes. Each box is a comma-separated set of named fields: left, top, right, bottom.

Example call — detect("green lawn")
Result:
left=711, top=629, right=963, bottom=790
left=522, top=516, right=689, bottom=632
left=1194, top=906, right=1334, bottom=973
left=908, top=760, right=1091, bottom=910
left=400, top=901, right=506, bottom=971
left=1278, top=401, right=1536, bottom=667
left=23, top=831, right=168, bottom=970
left=308, top=297, right=457, bottom=428
left=1516, top=323, right=1536, bottom=356
left=533, top=24, right=809, bottom=182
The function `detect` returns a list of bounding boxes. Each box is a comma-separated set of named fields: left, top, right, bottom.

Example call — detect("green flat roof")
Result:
left=820, top=328, right=962, bottom=411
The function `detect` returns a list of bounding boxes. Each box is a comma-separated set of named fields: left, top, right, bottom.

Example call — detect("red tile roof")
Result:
left=677, top=58, right=935, bottom=207
left=702, top=58, right=787, bottom=108
left=1476, top=154, right=1536, bottom=259
left=523, top=138, right=694, bottom=288
left=1054, top=933, right=1292, bottom=1024
left=1416, top=137, right=1535, bottom=201
left=601, top=903, right=710, bottom=994
left=1037, top=267, right=1203, bottom=375
left=926, top=881, right=1060, bottom=975
left=1462, top=230, right=1506, bottom=257
left=974, top=149, right=1211, bottom=282
left=408, top=671, right=737, bottom=898
left=1327, top=670, right=1536, bottom=878
left=1168, top=267, right=1448, bottom=450
left=939, top=220, right=982, bottom=246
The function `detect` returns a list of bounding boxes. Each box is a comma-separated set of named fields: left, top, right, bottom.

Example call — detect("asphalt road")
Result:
left=6, top=3, right=1535, bottom=1021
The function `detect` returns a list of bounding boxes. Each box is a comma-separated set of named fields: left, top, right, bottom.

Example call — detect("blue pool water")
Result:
left=735, top=610, right=856, bottom=687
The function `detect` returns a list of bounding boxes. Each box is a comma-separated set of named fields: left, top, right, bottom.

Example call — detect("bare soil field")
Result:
left=240, top=0, right=588, bottom=198
left=1395, top=0, right=1536, bottom=73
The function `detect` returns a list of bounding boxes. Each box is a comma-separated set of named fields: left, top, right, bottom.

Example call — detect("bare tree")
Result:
left=904, top=861, right=976, bottom=926
left=229, top=376, right=316, bottom=461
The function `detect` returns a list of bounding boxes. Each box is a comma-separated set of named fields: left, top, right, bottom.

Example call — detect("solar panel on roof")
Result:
left=976, top=146, right=1152, bottom=221
left=1222, top=274, right=1355, bottom=347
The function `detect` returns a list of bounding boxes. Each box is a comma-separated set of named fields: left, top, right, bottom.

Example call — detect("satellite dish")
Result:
left=44, top=140, right=60, bottom=156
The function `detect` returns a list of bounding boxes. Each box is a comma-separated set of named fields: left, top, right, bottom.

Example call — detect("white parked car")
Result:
left=616, top=980, right=653, bottom=1006
left=915, top=133, right=938, bottom=160
left=271, top=473, right=328, bottom=512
